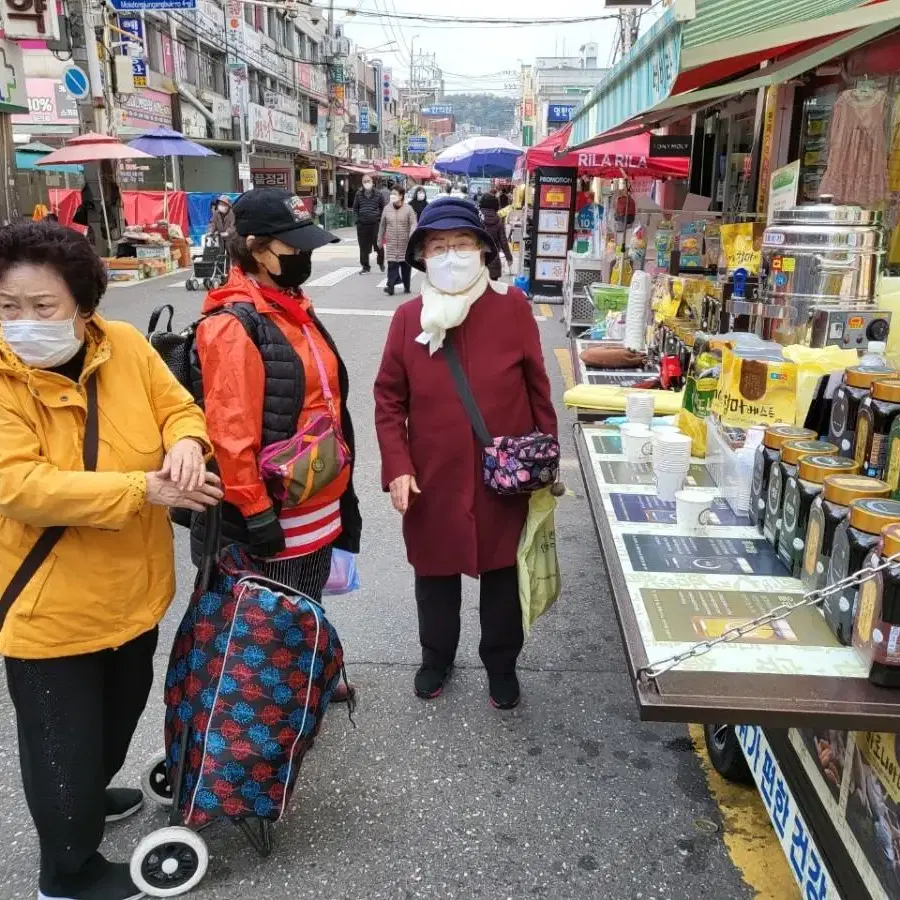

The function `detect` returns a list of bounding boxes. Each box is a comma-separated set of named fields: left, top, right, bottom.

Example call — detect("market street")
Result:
left=0, top=238, right=793, bottom=900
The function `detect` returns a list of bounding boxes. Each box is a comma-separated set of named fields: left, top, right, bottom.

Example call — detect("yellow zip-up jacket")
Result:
left=0, top=315, right=210, bottom=659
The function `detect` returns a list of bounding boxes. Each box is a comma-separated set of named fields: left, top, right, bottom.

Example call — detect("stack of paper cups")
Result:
left=624, top=270, right=652, bottom=352
left=652, top=431, right=693, bottom=501
left=621, top=423, right=653, bottom=464
left=625, top=391, right=655, bottom=426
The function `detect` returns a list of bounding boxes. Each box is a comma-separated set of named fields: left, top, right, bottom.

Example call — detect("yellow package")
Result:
left=781, top=344, right=860, bottom=426
left=677, top=408, right=708, bottom=457
left=719, top=223, right=765, bottom=275
left=713, top=348, right=797, bottom=428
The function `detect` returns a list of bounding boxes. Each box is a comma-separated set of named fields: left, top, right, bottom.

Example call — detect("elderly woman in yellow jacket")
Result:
left=0, top=222, right=222, bottom=900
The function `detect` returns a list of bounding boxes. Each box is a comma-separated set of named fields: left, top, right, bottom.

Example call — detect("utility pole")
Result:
left=326, top=0, right=337, bottom=204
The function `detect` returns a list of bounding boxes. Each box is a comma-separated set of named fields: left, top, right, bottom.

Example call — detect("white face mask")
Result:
left=424, top=249, right=484, bottom=295
left=390, top=193, right=401, bottom=205
left=2, top=313, right=82, bottom=369
left=362, top=181, right=373, bottom=191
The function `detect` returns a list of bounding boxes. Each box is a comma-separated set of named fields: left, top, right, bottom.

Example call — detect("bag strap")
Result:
left=443, top=334, right=493, bottom=448
left=0, top=373, right=99, bottom=633
left=147, top=303, right=175, bottom=336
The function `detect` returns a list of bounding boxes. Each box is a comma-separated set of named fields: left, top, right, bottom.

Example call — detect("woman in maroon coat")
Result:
left=374, top=196, right=557, bottom=710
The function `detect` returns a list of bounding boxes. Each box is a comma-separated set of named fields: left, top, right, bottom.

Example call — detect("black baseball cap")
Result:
left=233, top=188, right=338, bottom=251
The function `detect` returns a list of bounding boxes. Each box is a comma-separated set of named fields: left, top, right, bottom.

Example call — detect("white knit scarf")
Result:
left=417, top=269, right=508, bottom=355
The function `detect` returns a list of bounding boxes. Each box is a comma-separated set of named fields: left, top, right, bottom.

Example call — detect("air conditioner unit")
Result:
left=327, top=36, right=350, bottom=58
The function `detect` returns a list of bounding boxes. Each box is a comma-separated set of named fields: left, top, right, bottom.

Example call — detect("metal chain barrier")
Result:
left=637, top=549, right=900, bottom=684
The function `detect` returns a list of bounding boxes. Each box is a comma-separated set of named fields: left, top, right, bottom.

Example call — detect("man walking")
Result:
left=353, top=176, right=385, bottom=273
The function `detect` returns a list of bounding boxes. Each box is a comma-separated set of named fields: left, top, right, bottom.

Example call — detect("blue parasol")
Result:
left=434, top=136, right=523, bottom=177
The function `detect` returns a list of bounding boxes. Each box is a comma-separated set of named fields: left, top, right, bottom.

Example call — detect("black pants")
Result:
left=5, top=627, right=158, bottom=890
left=356, top=222, right=383, bottom=270
left=386, top=260, right=411, bottom=293
left=415, top=567, right=524, bottom=674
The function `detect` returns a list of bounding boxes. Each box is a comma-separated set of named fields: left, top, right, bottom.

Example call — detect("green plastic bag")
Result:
left=517, top=488, right=562, bottom=635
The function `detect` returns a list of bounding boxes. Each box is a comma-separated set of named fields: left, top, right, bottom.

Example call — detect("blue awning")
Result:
left=15, top=143, right=83, bottom=175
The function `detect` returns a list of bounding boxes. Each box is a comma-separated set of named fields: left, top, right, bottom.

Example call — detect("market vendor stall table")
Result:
left=575, top=420, right=900, bottom=900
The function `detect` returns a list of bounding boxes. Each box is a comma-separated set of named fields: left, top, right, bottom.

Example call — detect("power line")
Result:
left=336, top=8, right=620, bottom=25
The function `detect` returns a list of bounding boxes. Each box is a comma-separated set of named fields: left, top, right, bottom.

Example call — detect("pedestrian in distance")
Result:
left=409, top=185, right=428, bottom=221
left=207, top=194, right=236, bottom=237
left=195, top=190, right=361, bottom=695
left=0, top=221, right=221, bottom=900
left=379, top=185, right=417, bottom=296
left=353, top=175, right=386, bottom=273
left=373, top=197, right=557, bottom=710
left=379, top=179, right=392, bottom=206
left=479, top=193, right=514, bottom=279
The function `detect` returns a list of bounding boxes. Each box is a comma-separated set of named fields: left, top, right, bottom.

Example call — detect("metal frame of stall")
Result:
left=574, top=421, right=899, bottom=900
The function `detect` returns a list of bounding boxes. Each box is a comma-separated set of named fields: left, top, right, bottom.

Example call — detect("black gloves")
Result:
left=245, top=508, right=285, bottom=559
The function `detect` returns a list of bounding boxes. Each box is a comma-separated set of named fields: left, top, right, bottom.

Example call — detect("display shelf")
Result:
left=574, top=422, right=900, bottom=732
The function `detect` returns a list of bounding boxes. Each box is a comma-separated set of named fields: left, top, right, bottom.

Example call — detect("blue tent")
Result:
left=15, top=141, right=83, bottom=175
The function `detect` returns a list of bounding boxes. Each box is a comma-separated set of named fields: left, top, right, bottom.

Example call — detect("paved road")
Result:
left=0, top=240, right=763, bottom=900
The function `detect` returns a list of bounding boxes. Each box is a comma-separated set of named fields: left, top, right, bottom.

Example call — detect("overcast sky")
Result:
left=337, top=0, right=644, bottom=95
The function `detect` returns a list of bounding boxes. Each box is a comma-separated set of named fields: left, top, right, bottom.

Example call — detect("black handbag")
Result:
left=0, top=374, right=99, bottom=634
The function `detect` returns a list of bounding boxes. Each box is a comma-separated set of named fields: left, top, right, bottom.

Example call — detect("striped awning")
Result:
left=567, top=0, right=900, bottom=150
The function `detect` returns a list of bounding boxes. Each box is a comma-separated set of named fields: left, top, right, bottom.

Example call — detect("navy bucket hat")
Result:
left=405, top=195, right=498, bottom=271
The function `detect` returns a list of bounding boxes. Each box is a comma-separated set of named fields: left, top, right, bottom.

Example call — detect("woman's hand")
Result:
left=146, top=470, right=224, bottom=512
left=389, top=474, right=420, bottom=514
left=162, top=438, right=207, bottom=491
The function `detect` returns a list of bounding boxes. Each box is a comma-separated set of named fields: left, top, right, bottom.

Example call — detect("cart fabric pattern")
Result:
left=163, top=548, right=344, bottom=827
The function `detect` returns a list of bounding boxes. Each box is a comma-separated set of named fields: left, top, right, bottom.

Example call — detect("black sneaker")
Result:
left=105, top=787, right=144, bottom=824
left=414, top=663, right=452, bottom=699
left=379, top=263, right=385, bottom=272
left=384, top=286, right=394, bottom=296
left=39, top=859, right=144, bottom=900
left=488, top=672, right=521, bottom=710
left=359, top=267, right=371, bottom=274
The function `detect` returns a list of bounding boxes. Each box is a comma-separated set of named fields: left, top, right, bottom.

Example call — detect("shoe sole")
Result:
left=489, top=695, right=521, bottom=711
left=414, top=685, right=443, bottom=700
left=105, top=796, right=144, bottom=824
left=39, top=893, right=145, bottom=900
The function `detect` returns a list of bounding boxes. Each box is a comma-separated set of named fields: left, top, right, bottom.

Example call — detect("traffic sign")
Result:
left=62, top=65, right=90, bottom=100
left=407, top=135, right=428, bottom=153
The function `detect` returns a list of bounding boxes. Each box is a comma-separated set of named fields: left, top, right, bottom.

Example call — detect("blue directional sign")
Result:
left=62, top=65, right=90, bottom=100
left=547, top=104, right=576, bottom=123
left=359, top=103, right=369, bottom=132
left=407, top=135, right=428, bottom=153
left=110, top=0, right=196, bottom=10
left=421, top=104, right=452, bottom=116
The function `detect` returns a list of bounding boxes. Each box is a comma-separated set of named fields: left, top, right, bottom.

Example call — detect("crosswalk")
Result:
left=304, top=266, right=360, bottom=288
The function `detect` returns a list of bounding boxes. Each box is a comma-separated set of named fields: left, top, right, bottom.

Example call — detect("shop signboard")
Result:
left=227, top=62, right=248, bottom=117
left=119, top=87, right=173, bottom=129
left=768, top=160, right=801, bottom=225
left=358, top=102, right=369, bottom=133
left=547, top=104, right=576, bottom=124
left=0, top=0, right=59, bottom=40
left=109, top=0, right=196, bottom=10
left=180, top=104, right=207, bottom=139
left=407, top=135, right=428, bottom=154
left=117, top=15, right=147, bottom=88
left=225, top=0, right=241, bottom=39
left=530, top=166, right=577, bottom=295
left=756, top=85, right=779, bottom=218
left=247, top=102, right=299, bottom=148
left=211, top=95, right=232, bottom=130
left=421, top=104, right=452, bottom=116
left=298, top=168, right=318, bottom=188
left=251, top=168, right=290, bottom=188
left=12, top=78, right=78, bottom=125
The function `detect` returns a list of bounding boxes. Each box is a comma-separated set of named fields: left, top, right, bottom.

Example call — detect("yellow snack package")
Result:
left=719, top=223, right=765, bottom=276
left=713, top=348, right=797, bottom=428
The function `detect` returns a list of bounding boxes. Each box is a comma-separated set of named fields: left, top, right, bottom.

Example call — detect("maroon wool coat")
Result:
left=374, top=284, right=558, bottom=578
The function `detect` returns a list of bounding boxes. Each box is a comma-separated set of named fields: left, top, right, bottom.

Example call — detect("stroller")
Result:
left=186, top=233, right=229, bottom=291
left=130, top=505, right=351, bottom=896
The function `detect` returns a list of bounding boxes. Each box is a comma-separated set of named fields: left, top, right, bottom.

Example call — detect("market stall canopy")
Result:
left=127, top=126, right=218, bottom=158
left=566, top=0, right=900, bottom=150
left=434, top=136, right=523, bottom=177
left=523, top=123, right=689, bottom=179
left=383, top=164, right=435, bottom=181
left=338, top=164, right=377, bottom=174
left=36, top=132, right=155, bottom=166
left=15, top=141, right=82, bottom=175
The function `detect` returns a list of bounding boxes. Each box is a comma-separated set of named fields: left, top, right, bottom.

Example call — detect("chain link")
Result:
left=636, top=549, right=900, bottom=683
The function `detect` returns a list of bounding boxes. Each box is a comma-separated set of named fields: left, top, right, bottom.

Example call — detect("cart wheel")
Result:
left=185, top=278, right=194, bottom=291
left=141, top=753, right=173, bottom=808
left=704, top=724, right=753, bottom=784
left=203, top=278, right=212, bottom=290
left=210, top=276, right=223, bottom=289
left=130, top=827, right=208, bottom=898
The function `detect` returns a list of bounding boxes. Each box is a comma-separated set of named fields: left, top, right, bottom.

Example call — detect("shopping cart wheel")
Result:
left=141, top=753, right=173, bottom=808
left=704, top=724, right=752, bottom=784
left=210, top=276, right=223, bottom=289
left=130, top=827, right=208, bottom=898
left=203, top=278, right=212, bottom=290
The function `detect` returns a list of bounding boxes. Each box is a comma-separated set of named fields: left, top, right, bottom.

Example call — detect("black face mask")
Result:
left=268, top=250, right=312, bottom=289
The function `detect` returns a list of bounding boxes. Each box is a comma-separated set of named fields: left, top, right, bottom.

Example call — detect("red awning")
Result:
left=338, top=164, right=376, bottom=174
left=524, top=124, right=689, bottom=179
left=382, top=164, right=435, bottom=180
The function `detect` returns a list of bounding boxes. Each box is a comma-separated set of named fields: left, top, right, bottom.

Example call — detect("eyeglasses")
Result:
left=423, top=237, right=480, bottom=258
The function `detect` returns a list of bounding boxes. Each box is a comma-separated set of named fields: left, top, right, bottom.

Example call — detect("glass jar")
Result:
left=824, top=498, right=900, bottom=645
left=801, top=474, right=890, bottom=593
left=750, top=424, right=817, bottom=533
left=763, top=439, right=837, bottom=549
left=853, top=378, right=900, bottom=479
left=854, top=523, right=900, bottom=687
left=828, top=365, right=895, bottom=455
left=777, top=455, right=858, bottom=577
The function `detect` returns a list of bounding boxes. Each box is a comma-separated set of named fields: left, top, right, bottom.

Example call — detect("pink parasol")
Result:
left=37, top=134, right=155, bottom=256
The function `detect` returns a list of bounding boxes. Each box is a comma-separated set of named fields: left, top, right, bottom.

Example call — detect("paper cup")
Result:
left=621, top=424, right=653, bottom=464
left=675, top=489, right=716, bottom=532
left=625, top=392, right=655, bottom=426
left=656, top=467, right=689, bottom=502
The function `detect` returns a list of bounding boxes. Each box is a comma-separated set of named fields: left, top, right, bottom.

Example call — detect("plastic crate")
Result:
left=563, top=252, right=606, bottom=332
